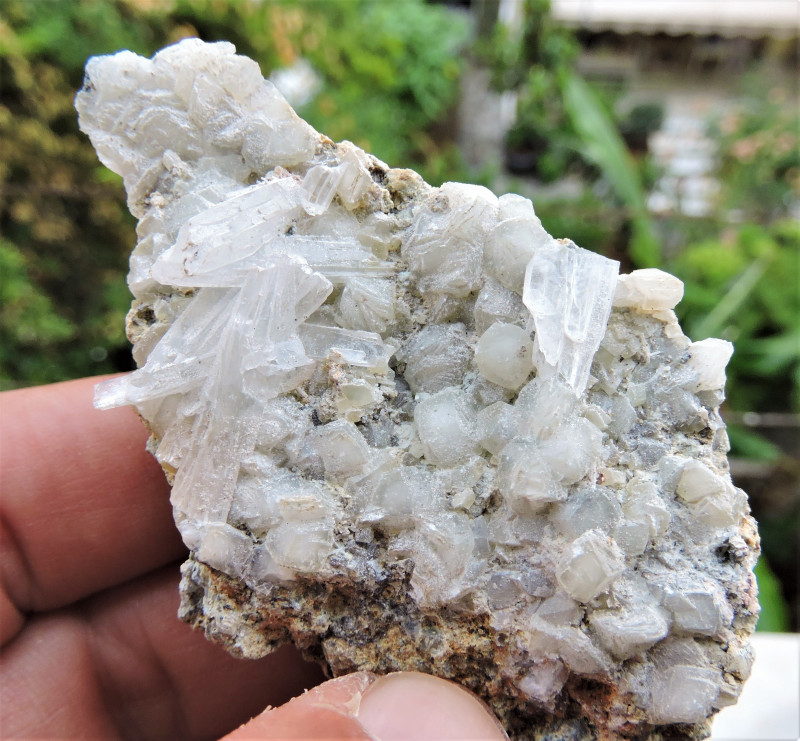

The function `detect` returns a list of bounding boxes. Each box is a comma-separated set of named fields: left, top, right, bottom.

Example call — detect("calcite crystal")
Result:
left=76, top=40, right=760, bottom=740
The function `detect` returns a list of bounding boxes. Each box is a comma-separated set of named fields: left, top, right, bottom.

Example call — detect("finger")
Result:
left=0, top=565, right=324, bottom=741
left=223, top=671, right=508, bottom=741
left=0, top=377, right=183, bottom=644
left=223, top=673, right=376, bottom=740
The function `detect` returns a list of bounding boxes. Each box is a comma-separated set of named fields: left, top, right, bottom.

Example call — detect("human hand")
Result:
left=1, top=377, right=506, bottom=740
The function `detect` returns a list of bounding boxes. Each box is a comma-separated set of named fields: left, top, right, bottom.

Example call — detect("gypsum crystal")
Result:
left=76, top=39, right=760, bottom=741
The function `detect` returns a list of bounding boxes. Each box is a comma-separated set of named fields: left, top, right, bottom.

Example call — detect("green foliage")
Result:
left=754, top=556, right=791, bottom=632
left=675, top=77, right=800, bottom=419
left=671, top=220, right=800, bottom=413
left=560, top=73, right=660, bottom=267
left=302, top=1, right=466, bottom=124
left=0, top=239, right=76, bottom=386
left=1, top=0, right=157, bottom=74
left=536, top=189, right=624, bottom=256
left=1, top=5, right=138, bottom=388
left=485, top=0, right=582, bottom=183
left=709, top=80, right=799, bottom=223
left=483, top=0, right=579, bottom=92
left=726, top=425, right=783, bottom=463
left=619, top=103, right=665, bottom=142
left=618, top=102, right=665, bottom=156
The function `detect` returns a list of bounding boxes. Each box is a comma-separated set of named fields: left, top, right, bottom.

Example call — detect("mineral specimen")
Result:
left=76, top=39, right=760, bottom=740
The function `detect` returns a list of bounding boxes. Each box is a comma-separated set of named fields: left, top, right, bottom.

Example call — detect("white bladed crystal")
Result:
left=523, top=240, right=619, bottom=395
left=297, top=323, right=393, bottom=371
left=150, top=177, right=303, bottom=287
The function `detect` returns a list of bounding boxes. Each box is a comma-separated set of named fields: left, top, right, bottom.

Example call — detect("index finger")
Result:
left=0, top=377, right=184, bottom=644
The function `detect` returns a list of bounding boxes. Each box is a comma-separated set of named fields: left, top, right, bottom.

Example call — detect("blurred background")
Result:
left=0, top=0, right=797, bottom=631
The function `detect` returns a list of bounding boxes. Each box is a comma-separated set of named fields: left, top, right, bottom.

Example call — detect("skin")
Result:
left=0, top=377, right=506, bottom=740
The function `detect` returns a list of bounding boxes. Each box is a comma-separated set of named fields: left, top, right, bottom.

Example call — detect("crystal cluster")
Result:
left=77, top=40, right=759, bottom=740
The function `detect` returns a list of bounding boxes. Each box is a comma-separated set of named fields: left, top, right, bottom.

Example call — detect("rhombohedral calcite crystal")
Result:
left=76, top=40, right=760, bottom=740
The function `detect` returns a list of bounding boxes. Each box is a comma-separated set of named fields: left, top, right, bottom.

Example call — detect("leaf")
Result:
left=560, top=71, right=660, bottom=266
left=754, top=557, right=790, bottom=632
left=742, top=329, right=800, bottom=374
left=727, top=424, right=783, bottom=463
left=691, top=252, right=773, bottom=341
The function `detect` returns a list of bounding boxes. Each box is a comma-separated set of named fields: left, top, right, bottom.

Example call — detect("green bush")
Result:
left=671, top=78, right=800, bottom=416
left=619, top=103, right=665, bottom=152
left=0, top=8, right=137, bottom=386
left=671, top=220, right=800, bottom=413
left=710, top=80, right=799, bottom=223
left=484, top=0, right=582, bottom=181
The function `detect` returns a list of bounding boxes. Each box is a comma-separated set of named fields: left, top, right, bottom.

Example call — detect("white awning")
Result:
left=551, top=0, right=800, bottom=39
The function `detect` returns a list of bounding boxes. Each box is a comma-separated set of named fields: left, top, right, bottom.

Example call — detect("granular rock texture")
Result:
left=76, top=40, right=760, bottom=740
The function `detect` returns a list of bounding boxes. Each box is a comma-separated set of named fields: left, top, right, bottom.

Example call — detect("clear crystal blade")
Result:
left=523, top=241, right=619, bottom=394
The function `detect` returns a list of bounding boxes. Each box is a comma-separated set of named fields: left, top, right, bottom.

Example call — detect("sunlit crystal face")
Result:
left=77, top=38, right=758, bottom=737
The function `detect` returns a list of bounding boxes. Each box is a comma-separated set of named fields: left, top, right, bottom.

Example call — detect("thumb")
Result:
left=221, top=671, right=508, bottom=740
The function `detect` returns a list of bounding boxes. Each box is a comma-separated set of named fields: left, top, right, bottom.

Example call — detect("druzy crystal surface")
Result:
left=77, top=40, right=759, bottom=740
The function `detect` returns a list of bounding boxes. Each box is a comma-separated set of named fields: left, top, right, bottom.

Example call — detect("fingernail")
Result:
left=222, top=672, right=377, bottom=740
left=357, top=672, right=508, bottom=741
